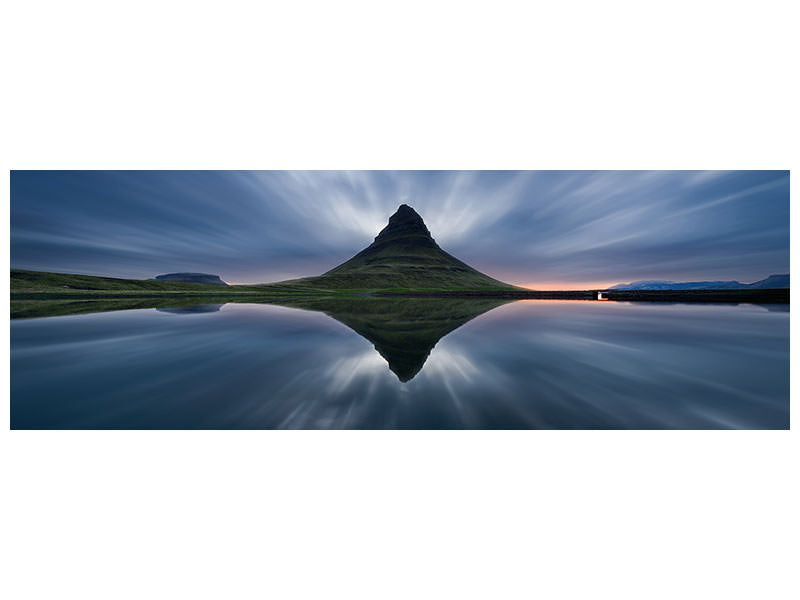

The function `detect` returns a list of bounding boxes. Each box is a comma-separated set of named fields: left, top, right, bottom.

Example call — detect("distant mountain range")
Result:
left=610, top=274, right=789, bottom=291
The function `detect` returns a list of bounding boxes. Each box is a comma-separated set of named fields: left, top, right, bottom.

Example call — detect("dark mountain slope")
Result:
left=747, top=274, right=789, bottom=289
left=272, top=204, right=516, bottom=291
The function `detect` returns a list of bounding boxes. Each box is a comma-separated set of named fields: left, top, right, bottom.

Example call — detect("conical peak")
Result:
left=389, top=204, right=427, bottom=228
left=374, top=204, right=431, bottom=243
left=395, top=203, right=417, bottom=216
left=318, top=203, right=514, bottom=290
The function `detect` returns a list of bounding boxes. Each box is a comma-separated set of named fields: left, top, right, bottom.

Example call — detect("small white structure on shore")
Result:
left=597, top=292, right=607, bottom=300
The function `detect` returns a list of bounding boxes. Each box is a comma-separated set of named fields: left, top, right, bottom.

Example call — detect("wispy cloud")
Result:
left=10, top=170, right=789, bottom=286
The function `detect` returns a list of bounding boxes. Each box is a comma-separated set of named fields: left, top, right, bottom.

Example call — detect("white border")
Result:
left=2, top=2, right=797, bottom=599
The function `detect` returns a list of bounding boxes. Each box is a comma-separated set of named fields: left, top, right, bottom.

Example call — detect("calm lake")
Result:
left=10, top=299, right=789, bottom=429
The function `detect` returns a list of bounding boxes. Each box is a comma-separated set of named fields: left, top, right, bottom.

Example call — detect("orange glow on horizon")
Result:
left=516, top=281, right=614, bottom=291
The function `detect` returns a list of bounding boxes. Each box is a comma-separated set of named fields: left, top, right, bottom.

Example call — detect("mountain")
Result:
left=746, top=274, right=790, bottom=289
left=154, top=273, right=228, bottom=286
left=273, top=204, right=515, bottom=291
left=610, top=274, right=789, bottom=290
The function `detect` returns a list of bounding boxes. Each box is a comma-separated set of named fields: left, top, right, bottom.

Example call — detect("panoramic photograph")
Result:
left=10, top=170, right=789, bottom=429
left=6, top=4, right=797, bottom=600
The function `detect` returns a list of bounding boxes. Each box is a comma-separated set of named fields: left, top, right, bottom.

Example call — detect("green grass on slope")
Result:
left=315, top=236, right=516, bottom=291
left=13, top=270, right=237, bottom=292
left=11, top=267, right=520, bottom=299
left=11, top=270, right=334, bottom=295
left=269, top=273, right=518, bottom=291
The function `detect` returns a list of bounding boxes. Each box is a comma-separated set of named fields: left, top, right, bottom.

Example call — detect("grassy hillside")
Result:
left=12, top=266, right=513, bottom=296
left=272, top=205, right=517, bottom=291
left=270, top=271, right=516, bottom=292
left=289, top=242, right=516, bottom=290
left=12, top=269, right=249, bottom=292
left=11, top=270, right=321, bottom=295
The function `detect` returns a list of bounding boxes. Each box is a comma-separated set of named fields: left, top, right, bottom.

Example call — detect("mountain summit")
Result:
left=279, top=204, right=514, bottom=290
left=372, top=204, right=432, bottom=243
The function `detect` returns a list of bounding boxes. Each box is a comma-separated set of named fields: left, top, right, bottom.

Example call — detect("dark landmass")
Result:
left=747, top=274, right=790, bottom=289
left=268, top=204, right=517, bottom=291
left=603, top=288, right=789, bottom=303
left=11, top=270, right=789, bottom=321
left=611, top=273, right=789, bottom=290
left=154, top=273, right=228, bottom=286
left=11, top=269, right=266, bottom=293
left=10, top=285, right=789, bottom=322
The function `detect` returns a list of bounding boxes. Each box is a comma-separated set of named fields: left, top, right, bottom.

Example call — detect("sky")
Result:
left=10, top=170, right=789, bottom=289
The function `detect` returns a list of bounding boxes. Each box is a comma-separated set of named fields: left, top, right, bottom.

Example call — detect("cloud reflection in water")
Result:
left=10, top=299, right=789, bottom=429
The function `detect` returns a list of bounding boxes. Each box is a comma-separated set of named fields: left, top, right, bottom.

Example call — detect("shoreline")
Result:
left=10, top=269, right=790, bottom=307
left=376, top=288, right=790, bottom=303
left=11, top=288, right=790, bottom=303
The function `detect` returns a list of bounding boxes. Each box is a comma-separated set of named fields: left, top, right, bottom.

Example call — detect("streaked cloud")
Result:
left=10, top=170, right=789, bottom=287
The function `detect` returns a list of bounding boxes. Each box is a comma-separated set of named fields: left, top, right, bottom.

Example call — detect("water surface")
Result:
left=10, top=299, right=789, bottom=429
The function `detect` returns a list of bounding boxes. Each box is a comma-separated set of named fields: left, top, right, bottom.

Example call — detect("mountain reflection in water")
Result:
left=10, top=298, right=789, bottom=429
left=269, top=297, right=511, bottom=381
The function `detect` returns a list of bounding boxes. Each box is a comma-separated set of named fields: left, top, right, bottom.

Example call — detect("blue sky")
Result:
left=10, top=170, right=789, bottom=288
